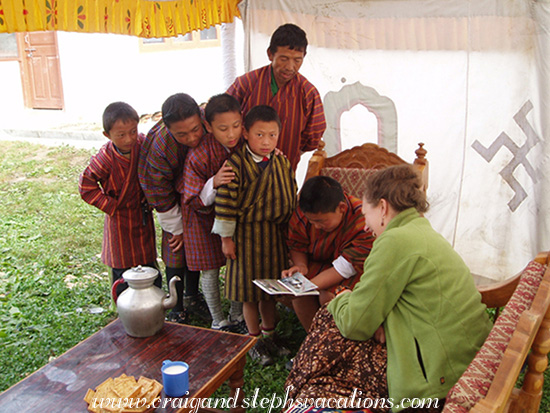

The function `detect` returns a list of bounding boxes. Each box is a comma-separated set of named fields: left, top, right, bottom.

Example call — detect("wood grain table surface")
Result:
left=0, top=319, right=256, bottom=412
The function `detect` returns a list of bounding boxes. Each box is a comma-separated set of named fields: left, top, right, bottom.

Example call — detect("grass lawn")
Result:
left=0, top=140, right=549, bottom=411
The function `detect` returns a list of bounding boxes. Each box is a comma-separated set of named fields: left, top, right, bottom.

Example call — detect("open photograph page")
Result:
left=253, top=273, right=319, bottom=296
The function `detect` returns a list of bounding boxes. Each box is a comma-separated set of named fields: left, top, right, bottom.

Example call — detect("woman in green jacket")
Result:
left=285, top=165, right=491, bottom=412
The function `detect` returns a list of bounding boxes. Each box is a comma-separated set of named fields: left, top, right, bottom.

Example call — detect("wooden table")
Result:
left=0, top=319, right=256, bottom=412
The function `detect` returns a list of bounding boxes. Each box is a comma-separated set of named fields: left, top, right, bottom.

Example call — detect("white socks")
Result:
left=201, top=269, right=245, bottom=327
left=229, top=300, right=243, bottom=322
left=201, top=269, right=225, bottom=325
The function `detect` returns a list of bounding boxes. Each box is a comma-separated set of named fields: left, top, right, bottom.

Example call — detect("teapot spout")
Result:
left=163, top=275, right=181, bottom=310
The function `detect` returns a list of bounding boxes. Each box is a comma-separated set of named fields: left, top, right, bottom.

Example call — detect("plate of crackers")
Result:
left=84, top=373, right=163, bottom=413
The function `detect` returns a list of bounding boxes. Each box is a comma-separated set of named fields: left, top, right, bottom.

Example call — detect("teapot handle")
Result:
left=111, top=278, right=126, bottom=303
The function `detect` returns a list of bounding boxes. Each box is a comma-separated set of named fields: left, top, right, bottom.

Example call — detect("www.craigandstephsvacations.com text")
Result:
left=89, top=387, right=440, bottom=412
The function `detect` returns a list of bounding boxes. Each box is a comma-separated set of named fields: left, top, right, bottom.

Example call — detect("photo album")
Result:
left=253, top=272, right=319, bottom=296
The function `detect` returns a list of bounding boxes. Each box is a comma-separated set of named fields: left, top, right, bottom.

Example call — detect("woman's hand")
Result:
left=374, top=325, right=386, bottom=344
left=282, top=264, right=308, bottom=278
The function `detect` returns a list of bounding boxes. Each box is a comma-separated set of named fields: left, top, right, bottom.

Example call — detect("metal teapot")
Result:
left=111, top=266, right=180, bottom=337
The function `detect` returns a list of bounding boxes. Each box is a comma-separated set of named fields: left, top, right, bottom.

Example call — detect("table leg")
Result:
left=229, top=356, right=246, bottom=413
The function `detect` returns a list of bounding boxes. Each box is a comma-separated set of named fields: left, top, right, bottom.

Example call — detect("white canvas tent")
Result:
left=237, top=0, right=550, bottom=281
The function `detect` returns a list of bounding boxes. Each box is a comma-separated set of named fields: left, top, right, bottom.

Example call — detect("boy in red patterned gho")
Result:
left=79, top=102, right=160, bottom=296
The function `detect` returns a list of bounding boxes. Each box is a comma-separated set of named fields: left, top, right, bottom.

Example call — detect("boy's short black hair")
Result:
left=268, top=23, right=308, bottom=55
left=205, top=94, right=242, bottom=124
left=244, top=105, right=281, bottom=131
left=299, top=176, right=346, bottom=214
left=161, top=93, right=201, bottom=129
left=102, top=102, right=139, bottom=133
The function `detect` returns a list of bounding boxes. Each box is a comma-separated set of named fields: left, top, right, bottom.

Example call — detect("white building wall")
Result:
left=0, top=19, right=244, bottom=127
left=57, top=32, right=225, bottom=123
left=0, top=61, right=25, bottom=114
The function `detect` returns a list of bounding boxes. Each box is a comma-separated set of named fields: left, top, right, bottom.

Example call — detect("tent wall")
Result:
left=238, top=0, right=550, bottom=280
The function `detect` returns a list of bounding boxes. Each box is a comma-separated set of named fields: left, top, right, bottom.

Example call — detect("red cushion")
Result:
left=320, top=167, right=375, bottom=199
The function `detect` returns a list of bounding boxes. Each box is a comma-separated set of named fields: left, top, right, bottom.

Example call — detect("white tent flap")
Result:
left=239, top=0, right=550, bottom=281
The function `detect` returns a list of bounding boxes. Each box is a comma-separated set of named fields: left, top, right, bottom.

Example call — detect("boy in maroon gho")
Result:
left=177, top=93, right=246, bottom=333
left=79, top=102, right=160, bottom=294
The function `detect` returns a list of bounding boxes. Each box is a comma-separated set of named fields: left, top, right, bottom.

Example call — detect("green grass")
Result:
left=0, top=140, right=304, bottom=412
left=0, top=142, right=116, bottom=390
left=1, top=140, right=549, bottom=412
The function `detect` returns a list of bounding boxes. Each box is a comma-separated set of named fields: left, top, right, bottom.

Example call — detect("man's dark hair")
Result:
left=102, top=102, right=139, bottom=133
left=161, top=93, right=201, bottom=129
left=205, top=94, right=242, bottom=124
left=299, top=176, right=346, bottom=214
left=268, top=23, right=308, bottom=55
left=244, top=105, right=281, bottom=131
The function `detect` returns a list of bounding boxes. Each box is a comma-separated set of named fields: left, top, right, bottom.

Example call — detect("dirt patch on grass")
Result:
left=27, top=146, right=52, bottom=162
left=0, top=141, right=92, bottom=185
left=1, top=141, right=92, bottom=164
left=7, top=175, right=59, bottom=185
left=1, top=141, right=52, bottom=162
left=44, top=145, right=93, bottom=166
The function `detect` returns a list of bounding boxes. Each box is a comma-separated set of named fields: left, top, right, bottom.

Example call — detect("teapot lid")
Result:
left=122, top=266, right=159, bottom=282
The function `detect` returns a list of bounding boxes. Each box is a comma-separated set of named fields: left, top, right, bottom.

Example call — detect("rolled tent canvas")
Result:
left=238, top=0, right=550, bottom=281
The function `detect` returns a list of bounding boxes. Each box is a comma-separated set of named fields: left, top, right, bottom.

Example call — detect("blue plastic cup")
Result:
left=161, top=360, right=189, bottom=397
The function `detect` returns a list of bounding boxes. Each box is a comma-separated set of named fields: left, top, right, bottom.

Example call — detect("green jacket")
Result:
left=328, top=208, right=491, bottom=411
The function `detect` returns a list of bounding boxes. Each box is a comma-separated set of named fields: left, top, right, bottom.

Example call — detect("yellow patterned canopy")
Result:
left=0, top=0, right=241, bottom=37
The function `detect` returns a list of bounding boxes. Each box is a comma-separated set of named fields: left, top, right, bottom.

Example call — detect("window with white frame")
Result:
left=139, top=26, right=220, bottom=52
left=0, top=33, right=18, bottom=60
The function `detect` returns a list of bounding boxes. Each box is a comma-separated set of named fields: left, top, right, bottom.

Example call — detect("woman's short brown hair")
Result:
left=363, top=164, right=429, bottom=213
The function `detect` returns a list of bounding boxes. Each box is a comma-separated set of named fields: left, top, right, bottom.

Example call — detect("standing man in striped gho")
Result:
left=138, top=93, right=210, bottom=324
left=227, top=23, right=326, bottom=170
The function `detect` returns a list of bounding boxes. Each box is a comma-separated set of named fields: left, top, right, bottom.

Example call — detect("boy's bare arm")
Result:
left=282, top=250, right=309, bottom=278
left=309, top=267, right=345, bottom=291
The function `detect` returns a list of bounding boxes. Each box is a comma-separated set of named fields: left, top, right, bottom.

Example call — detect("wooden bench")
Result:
left=444, top=251, right=550, bottom=412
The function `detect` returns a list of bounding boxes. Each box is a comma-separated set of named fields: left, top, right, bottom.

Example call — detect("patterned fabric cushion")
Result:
left=442, top=260, right=546, bottom=412
left=320, top=167, right=376, bottom=199
left=283, top=402, right=372, bottom=413
left=442, top=404, right=468, bottom=413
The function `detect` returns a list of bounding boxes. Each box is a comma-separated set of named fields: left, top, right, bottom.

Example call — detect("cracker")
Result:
left=113, top=376, right=141, bottom=400
left=84, top=374, right=163, bottom=413
left=84, top=388, right=95, bottom=404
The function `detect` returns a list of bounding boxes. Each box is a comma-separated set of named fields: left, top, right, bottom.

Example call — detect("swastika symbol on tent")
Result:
left=471, top=100, right=540, bottom=212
